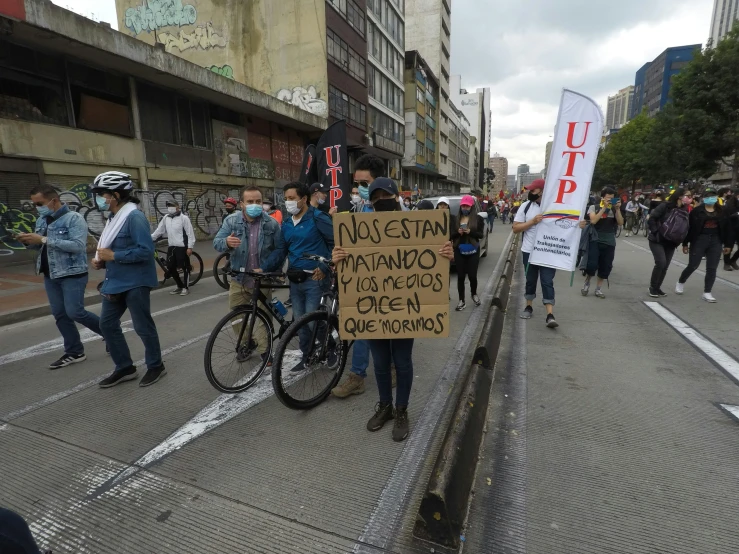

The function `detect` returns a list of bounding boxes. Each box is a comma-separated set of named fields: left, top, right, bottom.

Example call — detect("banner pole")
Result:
left=570, top=271, right=574, bottom=287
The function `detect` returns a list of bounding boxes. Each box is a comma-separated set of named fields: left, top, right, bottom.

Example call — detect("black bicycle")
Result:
left=154, top=242, right=203, bottom=287
left=204, top=270, right=291, bottom=393
left=271, top=254, right=350, bottom=410
left=213, top=251, right=231, bottom=290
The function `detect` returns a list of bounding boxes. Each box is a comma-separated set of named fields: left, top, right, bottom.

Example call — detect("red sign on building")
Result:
left=0, top=0, right=26, bottom=20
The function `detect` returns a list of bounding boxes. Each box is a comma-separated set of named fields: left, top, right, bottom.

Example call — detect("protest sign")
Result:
left=530, top=89, right=604, bottom=271
left=333, top=210, right=450, bottom=340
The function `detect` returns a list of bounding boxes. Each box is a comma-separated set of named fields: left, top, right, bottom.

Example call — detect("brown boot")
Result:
left=331, top=373, right=365, bottom=398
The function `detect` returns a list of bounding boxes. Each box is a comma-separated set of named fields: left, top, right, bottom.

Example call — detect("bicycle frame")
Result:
left=233, top=272, right=290, bottom=354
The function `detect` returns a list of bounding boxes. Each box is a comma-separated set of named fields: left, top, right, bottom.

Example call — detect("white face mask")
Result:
left=262, top=204, right=271, bottom=211
left=167, top=207, right=177, bottom=214
left=285, top=200, right=300, bottom=215
left=317, top=196, right=326, bottom=205
left=351, top=194, right=361, bottom=204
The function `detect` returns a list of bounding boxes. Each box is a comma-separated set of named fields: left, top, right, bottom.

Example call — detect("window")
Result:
left=416, top=86, right=424, bottom=103
left=416, top=113, right=425, bottom=131
left=327, top=0, right=347, bottom=16
left=347, top=0, right=366, bottom=36
left=368, top=66, right=376, bottom=98
left=330, top=85, right=366, bottom=129
left=416, top=140, right=424, bottom=156
left=138, top=83, right=210, bottom=148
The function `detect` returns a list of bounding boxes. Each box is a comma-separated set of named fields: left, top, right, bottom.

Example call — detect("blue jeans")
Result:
left=350, top=339, right=371, bottom=378
left=522, top=252, right=556, bottom=305
left=44, top=274, right=101, bottom=356
left=290, top=278, right=329, bottom=356
left=369, top=338, right=414, bottom=407
left=0, top=507, right=42, bottom=554
left=100, top=286, right=162, bottom=371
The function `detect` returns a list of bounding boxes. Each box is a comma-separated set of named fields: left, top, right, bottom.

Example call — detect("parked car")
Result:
left=415, top=196, right=490, bottom=258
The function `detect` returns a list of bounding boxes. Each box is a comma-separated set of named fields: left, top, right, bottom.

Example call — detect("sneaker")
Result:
left=331, top=373, right=366, bottom=398
left=520, top=306, right=533, bottom=319
left=472, top=294, right=481, bottom=306
left=675, top=282, right=685, bottom=295
left=291, top=358, right=308, bottom=372
left=99, top=366, right=138, bottom=388
left=657, top=289, right=668, bottom=298
left=648, top=287, right=660, bottom=298
left=392, top=406, right=410, bottom=442
left=546, top=314, right=559, bottom=329
left=625, top=233, right=630, bottom=237
left=284, top=298, right=292, bottom=308
left=455, top=300, right=466, bottom=311
left=581, top=281, right=590, bottom=296
left=725, top=263, right=733, bottom=271
left=703, top=292, right=717, bottom=303
left=594, top=289, right=605, bottom=299
left=48, top=353, right=86, bottom=370
left=367, top=402, right=394, bottom=432
left=170, top=288, right=183, bottom=295
left=139, top=364, right=167, bottom=387
left=180, top=288, right=190, bottom=296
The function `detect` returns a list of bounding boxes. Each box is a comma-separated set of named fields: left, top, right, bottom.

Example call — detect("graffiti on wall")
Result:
left=124, top=0, right=197, bottom=35
left=159, top=22, right=227, bottom=53
left=276, top=86, right=328, bottom=118
left=207, top=65, right=234, bottom=80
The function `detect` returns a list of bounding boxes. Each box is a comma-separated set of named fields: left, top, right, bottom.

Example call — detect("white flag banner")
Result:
left=529, top=89, right=604, bottom=271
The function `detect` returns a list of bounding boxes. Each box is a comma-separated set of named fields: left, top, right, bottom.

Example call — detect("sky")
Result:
left=55, top=0, right=715, bottom=175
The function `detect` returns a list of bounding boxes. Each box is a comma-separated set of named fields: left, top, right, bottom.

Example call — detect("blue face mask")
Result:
left=703, top=196, right=718, bottom=206
left=36, top=203, right=53, bottom=218
left=95, top=196, right=110, bottom=211
left=358, top=186, right=370, bottom=201
left=461, top=208, right=471, bottom=216
left=245, top=204, right=263, bottom=218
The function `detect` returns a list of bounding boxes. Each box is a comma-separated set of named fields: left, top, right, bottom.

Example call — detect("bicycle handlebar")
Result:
left=300, top=253, right=333, bottom=266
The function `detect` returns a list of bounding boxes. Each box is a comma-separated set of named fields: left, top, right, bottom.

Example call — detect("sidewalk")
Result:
left=0, top=251, right=220, bottom=326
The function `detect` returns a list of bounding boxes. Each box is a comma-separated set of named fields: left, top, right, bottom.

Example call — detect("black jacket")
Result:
left=682, top=204, right=730, bottom=248
left=451, top=214, right=485, bottom=248
left=647, top=202, right=677, bottom=243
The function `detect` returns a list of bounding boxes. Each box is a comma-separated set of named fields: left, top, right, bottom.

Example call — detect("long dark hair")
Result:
left=666, top=188, right=686, bottom=209
left=724, top=194, right=739, bottom=217
left=460, top=202, right=480, bottom=233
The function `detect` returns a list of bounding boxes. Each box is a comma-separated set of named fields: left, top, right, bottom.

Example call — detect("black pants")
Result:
left=167, top=246, right=190, bottom=289
left=648, top=240, right=677, bottom=290
left=585, top=242, right=616, bottom=279
left=0, top=507, right=42, bottom=553
left=454, top=250, right=480, bottom=301
left=679, top=233, right=722, bottom=293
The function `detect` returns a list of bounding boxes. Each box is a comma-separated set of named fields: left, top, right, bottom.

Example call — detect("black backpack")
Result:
left=659, top=208, right=690, bottom=244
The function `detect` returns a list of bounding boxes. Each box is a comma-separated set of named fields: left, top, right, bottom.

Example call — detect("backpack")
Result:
left=659, top=208, right=689, bottom=244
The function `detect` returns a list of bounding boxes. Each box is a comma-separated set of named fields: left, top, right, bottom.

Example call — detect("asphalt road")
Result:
left=0, top=223, right=510, bottom=554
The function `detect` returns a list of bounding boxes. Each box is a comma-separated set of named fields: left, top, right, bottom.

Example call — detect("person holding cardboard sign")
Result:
left=332, top=177, right=454, bottom=442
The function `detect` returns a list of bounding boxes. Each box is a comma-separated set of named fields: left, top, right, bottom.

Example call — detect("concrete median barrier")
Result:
left=492, top=276, right=510, bottom=311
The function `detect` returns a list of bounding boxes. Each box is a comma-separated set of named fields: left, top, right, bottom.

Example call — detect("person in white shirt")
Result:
left=512, top=179, right=558, bottom=328
left=624, top=196, right=648, bottom=237
left=151, top=200, right=196, bottom=296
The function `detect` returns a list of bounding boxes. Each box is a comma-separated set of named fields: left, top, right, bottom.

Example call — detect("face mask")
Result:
left=226, top=207, right=235, bottom=214
left=96, top=196, right=110, bottom=211
left=36, top=203, right=53, bottom=217
left=262, top=204, right=271, bottom=212
left=245, top=204, right=263, bottom=218
left=461, top=208, right=471, bottom=216
left=528, top=192, right=540, bottom=202
left=167, top=207, right=178, bottom=215
left=317, top=196, right=326, bottom=205
left=358, top=186, right=370, bottom=201
left=681, top=196, right=691, bottom=207
left=351, top=194, right=361, bottom=204
left=704, top=196, right=718, bottom=206
left=285, top=200, right=300, bottom=215
left=372, top=198, right=398, bottom=212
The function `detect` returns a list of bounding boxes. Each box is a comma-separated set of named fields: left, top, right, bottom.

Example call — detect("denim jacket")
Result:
left=30, top=204, right=89, bottom=279
left=213, top=211, right=282, bottom=280
left=100, top=209, right=159, bottom=294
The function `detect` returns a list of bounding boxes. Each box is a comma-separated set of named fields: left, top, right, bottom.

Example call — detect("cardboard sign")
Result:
left=334, top=210, right=450, bottom=340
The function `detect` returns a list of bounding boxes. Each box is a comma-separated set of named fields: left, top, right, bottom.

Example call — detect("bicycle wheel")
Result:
left=213, top=252, right=231, bottom=290
left=183, top=252, right=204, bottom=286
left=204, top=306, right=274, bottom=393
left=642, top=222, right=648, bottom=237
left=615, top=225, right=622, bottom=238
left=271, top=311, right=347, bottom=410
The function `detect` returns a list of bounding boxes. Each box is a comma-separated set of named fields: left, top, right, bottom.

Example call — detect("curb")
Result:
left=0, top=269, right=217, bottom=328
left=414, top=234, right=520, bottom=549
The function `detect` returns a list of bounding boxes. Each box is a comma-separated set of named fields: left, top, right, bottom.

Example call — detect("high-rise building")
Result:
left=516, top=164, right=530, bottom=187
left=630, top=45, right=701, bottom=119
left=450, top=75, right=491, bottom=188
left=506, top=175, right=516, bottom=193
left=402, top=50, right=441, bottom=196
left=544, top=142, right=553, bottom=178
left=445, top=100, right=470, bottom=192
left=606, top=86, right=634, bottom=130
left=489, top=154, right=508, bottom=197
left=405, top=0, right=453, bottom=182
left=710, top=0, right=739, bottom=45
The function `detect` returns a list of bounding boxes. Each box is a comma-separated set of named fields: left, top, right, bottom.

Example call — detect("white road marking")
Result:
left=625, top=239, right=739, bottom=292
left=719, top=404, right=739, bottom=423
left=0, top=292, right=226, bottom=367
left=1, top=333, right=211, bottom=421
left=644, top=302, right=739, bottom=384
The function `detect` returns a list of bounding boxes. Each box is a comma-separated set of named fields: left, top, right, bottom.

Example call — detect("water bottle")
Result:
left=271, top=297, right=288, bottom=319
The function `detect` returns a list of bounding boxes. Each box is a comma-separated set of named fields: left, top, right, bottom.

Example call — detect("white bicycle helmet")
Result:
left=92, top=171, right=134, bottom=192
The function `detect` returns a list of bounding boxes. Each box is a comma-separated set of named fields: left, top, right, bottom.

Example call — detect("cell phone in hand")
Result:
left=460, top=223, right=468, bottom=229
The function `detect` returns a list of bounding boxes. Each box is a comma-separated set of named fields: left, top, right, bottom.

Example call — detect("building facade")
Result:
left=489, top=154, right=508, bottom=197
left=630, top=45, right=701, bottom=119
left=450, top=75, right=491, bottom=188
left=544, top=141, right=553, bottom=178
left=606, top=86, right=634, bottom=130
left=445, top=101, right=470, bottom=192
left=0, top=1, right=325, bottom=265
left=516, top=164, right=530, bottom=187
left=710, top=0, right=739, bottom=45
left=405, top=0, right=453, bottom=182
left=505, top=175, right=516, bottom=193
left=402, top=50, right=441, bottom=197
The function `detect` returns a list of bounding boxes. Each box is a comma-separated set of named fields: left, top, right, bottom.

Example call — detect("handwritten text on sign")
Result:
left=334, top=211, right=450, bottom=339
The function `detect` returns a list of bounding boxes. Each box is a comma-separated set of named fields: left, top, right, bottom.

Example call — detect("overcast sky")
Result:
left=55, top=0, right=715, bottom=175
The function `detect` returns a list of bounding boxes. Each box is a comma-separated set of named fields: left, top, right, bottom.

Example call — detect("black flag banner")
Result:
left=299, top=144, right=318, bottom=185
left=316, top=121, right=351, bottom=212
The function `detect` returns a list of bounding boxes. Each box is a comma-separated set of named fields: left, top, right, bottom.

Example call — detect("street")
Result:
left=0, top=224, right=508, bottom=554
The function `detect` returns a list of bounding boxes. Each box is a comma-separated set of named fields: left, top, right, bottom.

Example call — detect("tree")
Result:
left=670, top=22, right=739, bottom=186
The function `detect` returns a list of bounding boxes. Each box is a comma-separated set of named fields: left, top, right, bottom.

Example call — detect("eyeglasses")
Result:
left=353, top=180, right=370, bottom=187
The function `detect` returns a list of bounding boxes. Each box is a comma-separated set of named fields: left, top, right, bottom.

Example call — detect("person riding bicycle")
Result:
left=151, top=200, right=196, bottom=296
left=213, top=186, right=282, bottom=364
left=624, top=196, right=648, bottom=237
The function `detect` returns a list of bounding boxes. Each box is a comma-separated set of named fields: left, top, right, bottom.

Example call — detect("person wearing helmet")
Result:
left=90, top=171, right=165, bottom=389
left=223, top=197, right=238, bottom=216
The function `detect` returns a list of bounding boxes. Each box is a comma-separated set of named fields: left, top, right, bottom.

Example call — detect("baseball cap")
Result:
left=525, top=179, right=545, bottom=191
left=165, top=200, right=179, bottom=207
left=703, top=187, right=718, bottom=196
left=416, top=199, right=435, bottom=210
left=310, top=182, right=328, bottom=194
left=437, top=196, right=450, bottom=205
left=368, top=177, right=399, bottom=198
left=460, top=195, right=475, bottom=207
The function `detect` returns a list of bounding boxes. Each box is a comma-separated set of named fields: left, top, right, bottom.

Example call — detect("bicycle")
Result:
left=154, top=242, right=203, bottom=287
left=271, top=254, right=350, bottom=410
left=213, top=251, right=231, bottom=290
left=204, top=269, right=291, bottom=393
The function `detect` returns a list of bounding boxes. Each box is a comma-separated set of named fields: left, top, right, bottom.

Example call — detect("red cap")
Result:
left=525, top=179, right=545, bottom=191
